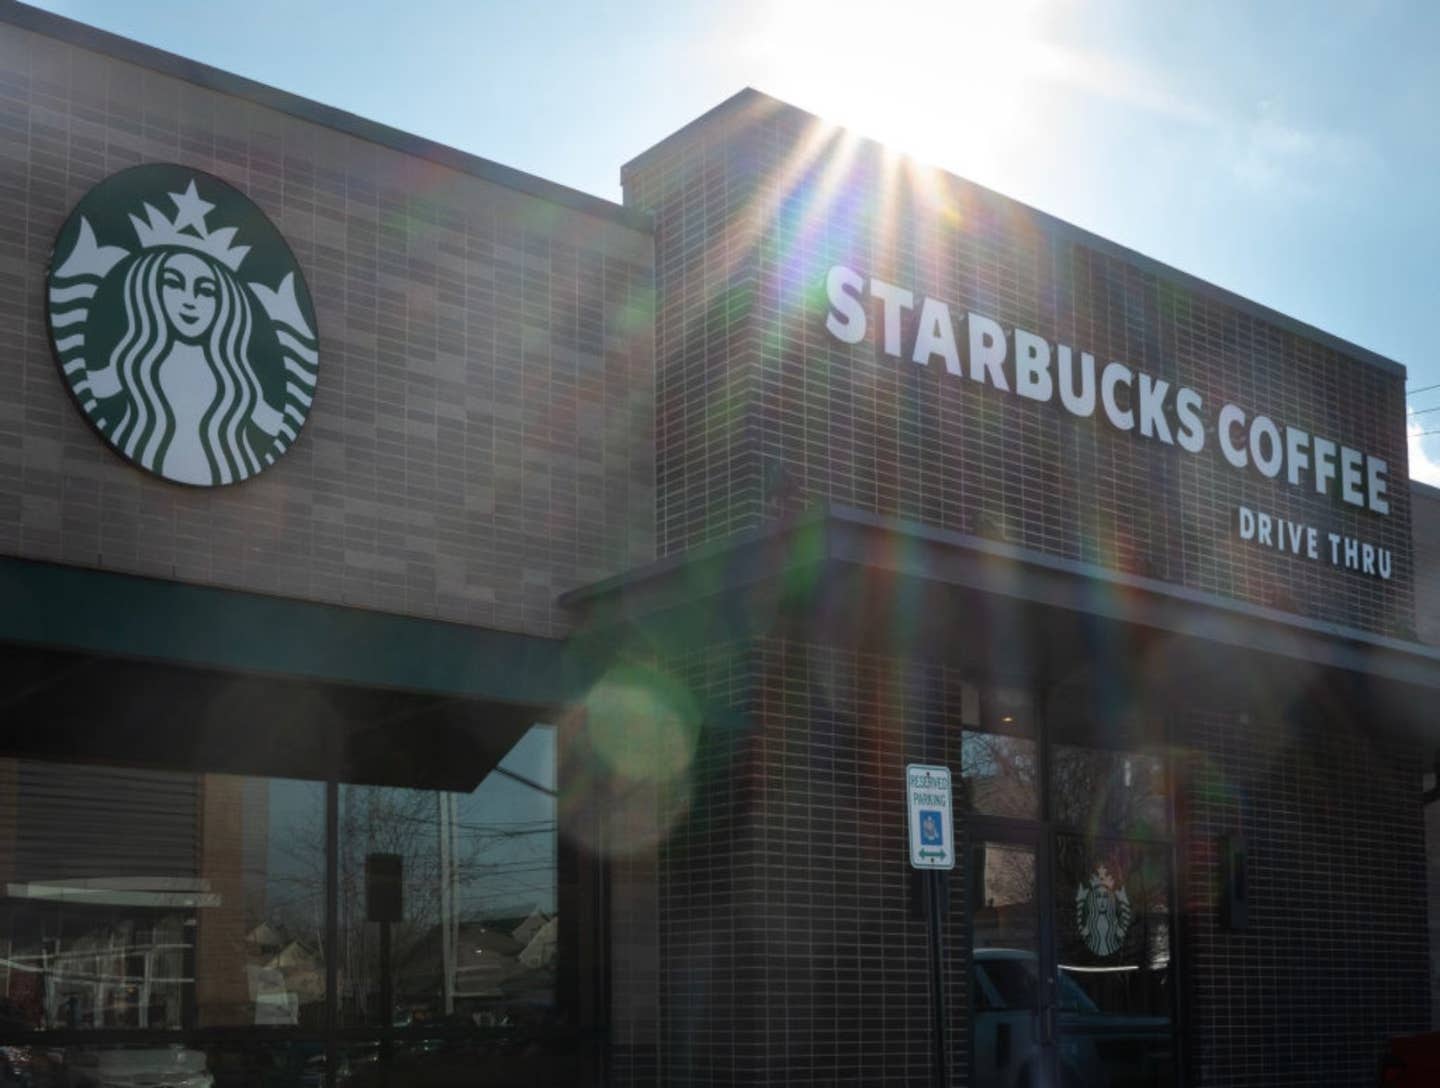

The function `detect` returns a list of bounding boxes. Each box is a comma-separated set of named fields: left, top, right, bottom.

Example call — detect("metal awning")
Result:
left=562, top=503, right=1440, bottom=735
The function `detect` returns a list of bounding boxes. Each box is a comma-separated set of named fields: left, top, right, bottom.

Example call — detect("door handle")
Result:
left=1040, top=1003, right=1056, bottom=1046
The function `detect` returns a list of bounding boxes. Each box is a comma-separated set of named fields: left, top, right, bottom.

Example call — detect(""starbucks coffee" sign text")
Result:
left=824, top=265, right=1391, bottom=517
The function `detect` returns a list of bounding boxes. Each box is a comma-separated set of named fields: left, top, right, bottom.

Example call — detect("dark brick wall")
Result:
left=638, top=635, right=1431, bottom=1088
left=1178, top=702, right=1429, bottom=1084
left=1412, top=482, right=1440, bottom=1027
left=653, top=643, right=764, bottom=1087
left=0, top=20, right=655, bottom=637
left=624, top=88, right=1430, bottom=1084
left=1413, top=484, right=1440, bottom=645
left=624, top=93, right=1414, bottom=638
left=650, top=639, right=971, bottom=1087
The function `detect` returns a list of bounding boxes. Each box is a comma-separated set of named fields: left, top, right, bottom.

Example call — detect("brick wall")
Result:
left=197, top=773, right=250, bottom=1026
left=624, top=91, right=1414, bottom=637
left=1412, top=484, right=1440, bottom=645
left=0, top=19, right=656, bottom=638
left=1411, top=482, right=1440, bottom=1027
left=1179, top=701, right=1429, bottom=1084
left=645, top=640, right=970, bottom=1088
left=633, top=632, right=1430, bottom=1087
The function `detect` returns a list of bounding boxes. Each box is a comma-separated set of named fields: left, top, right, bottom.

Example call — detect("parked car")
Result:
left=973, top=948, right=1172, bottom=1088
left=58, top=1048, right=213, bottom=1088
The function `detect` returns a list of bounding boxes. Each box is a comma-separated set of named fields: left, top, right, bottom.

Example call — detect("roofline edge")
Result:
left=0, top=0, right=654, bottom=234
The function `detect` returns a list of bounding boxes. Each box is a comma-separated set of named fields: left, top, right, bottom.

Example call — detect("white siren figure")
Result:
left=90, top=180, right=279, bottom=485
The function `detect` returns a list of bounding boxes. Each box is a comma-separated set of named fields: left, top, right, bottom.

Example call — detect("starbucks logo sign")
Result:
left=1076, top=864, right=1132, bottom=958
left=47, top=165, right=318, bottom=486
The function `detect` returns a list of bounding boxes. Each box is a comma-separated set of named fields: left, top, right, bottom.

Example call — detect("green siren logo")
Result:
left=1076, top=864, right=1132, bottom=957
left=47, top=165, right=318, bottom=486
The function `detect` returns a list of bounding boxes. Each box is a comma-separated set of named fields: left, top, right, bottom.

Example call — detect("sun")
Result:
left=740, top=0, right=1055, bottom=187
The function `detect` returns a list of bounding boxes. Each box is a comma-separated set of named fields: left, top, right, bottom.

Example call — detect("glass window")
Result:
left=0, top=759, right=325, bottom=1033
left=337, top=725, right=558, bottom=1030
left=1046, top=681, right=1168, bottom=838
left=960, top=684, right=1039, bottom=819
left=19, top=1041, right=320, bottom=1088
left=1050, top=744, right=1167, bottom=838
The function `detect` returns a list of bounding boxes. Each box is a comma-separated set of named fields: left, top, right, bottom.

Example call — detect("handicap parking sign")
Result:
left=906, top=765, right=954, bottom=870
left=919, top=809, right=944, bottom=847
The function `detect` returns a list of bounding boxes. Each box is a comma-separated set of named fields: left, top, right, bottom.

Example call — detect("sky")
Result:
left=28, top=0, right=1440, bottom=484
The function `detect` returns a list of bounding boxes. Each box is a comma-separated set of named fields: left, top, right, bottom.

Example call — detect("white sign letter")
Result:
left=1219, top=403, right=1247, bottom=468
left=1100, top=362, right=1135, bottom=432
left=1340, top=446, right=1364, bottom=506
left=1014, top=329, right=1053, bottom=402
left=911, top=297, right=962, bottom=375
left=1367, top=456, right=1389, bottom=515
left=1284, top=426, right=1311, bottom=487
left=1137, top=372, right=1173, bottom=444
left=870, top=278, right=914, bottom=358
left=1057, top=346, right=1096, bottom=418
left=825, top=265, right=866, bottom=345
left=967, top=313, right=1009, bottom=391
left=1249, top=415, right=1282, bottom=478
left=1313, top=436, right=1337, bottom=497
left=1176, top=387, right=1205, bottom=452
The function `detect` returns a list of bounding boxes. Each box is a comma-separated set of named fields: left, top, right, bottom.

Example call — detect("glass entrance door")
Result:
left=1051, top=836, right=1176, bottom=1087
left=969, top=834, right=1176, bottom=1088
left=970, top=836, right=1046, bottom=1088
left=965, top=681, right=1179, bottom=1088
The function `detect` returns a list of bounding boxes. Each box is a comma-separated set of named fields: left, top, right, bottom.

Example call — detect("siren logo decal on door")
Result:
left=47, top=164, right=318, bottom=486
left=1076, top=864, right=1132, bottom=957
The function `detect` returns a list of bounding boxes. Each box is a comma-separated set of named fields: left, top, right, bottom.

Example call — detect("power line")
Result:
left=1408, top=404, right=1440, bottom=418
left=1408, top=381, right=1440, bottom=397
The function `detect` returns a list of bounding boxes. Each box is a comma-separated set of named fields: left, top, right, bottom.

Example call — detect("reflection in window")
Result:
left=15, top=1041, right=319, bottom=1087
left=338, top=725, right=557, bottom=1029
left=1045, top=679, right=1169, bottom=838
left=970, top=842, right=1038, bottom=956
left=0, top=760, right=325, bottom=1032
left=960, top=684, right=1039, bottom=818
left=1050, top=745, right=1167, bottom=837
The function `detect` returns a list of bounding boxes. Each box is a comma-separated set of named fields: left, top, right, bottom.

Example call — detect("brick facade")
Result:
left=1, top=9, right=1435, bottom=1088
left=1178, top=703, right=1428, bottom=1083
left=624, top=91, right=1415, bottom=638
left=1412, top=483, right=1440, bottom=1028
left=653, top=640, right=971, bottom=1088
left=618, top=90, right=1432, bottom=1087
left=0, top=21, right=656, bottom=638
left=1413, top=484, right=1440, bottom=646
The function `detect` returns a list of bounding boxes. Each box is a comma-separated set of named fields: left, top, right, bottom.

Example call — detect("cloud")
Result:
left=1408, top=420, right=1440, bottom=487
left=1228, top=102, right=1382, bottom=199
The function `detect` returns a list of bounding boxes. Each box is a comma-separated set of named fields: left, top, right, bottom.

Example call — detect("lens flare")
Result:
left=560, top=663, right=702, bottom=857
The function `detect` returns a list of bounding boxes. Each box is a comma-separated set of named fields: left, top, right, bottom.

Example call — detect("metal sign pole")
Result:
left=927, top=870, right=948, bottom=1088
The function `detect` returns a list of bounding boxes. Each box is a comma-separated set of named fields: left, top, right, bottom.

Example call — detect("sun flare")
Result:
left=743, top=0, right=1055, bottom=186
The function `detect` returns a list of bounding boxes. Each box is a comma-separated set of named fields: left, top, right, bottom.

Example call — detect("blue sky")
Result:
left=30, top=0, right=1440, bottom=483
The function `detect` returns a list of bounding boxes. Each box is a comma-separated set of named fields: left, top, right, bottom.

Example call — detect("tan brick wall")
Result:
left=196, top=773, right=250, bottom=1025
left=0, top=21, right=655, bottom=638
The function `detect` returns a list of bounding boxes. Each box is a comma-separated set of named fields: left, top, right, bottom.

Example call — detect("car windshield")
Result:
left=1058, top=970, right=1101, bottom=1013
left=977, top=956, right=1035, bottom=1010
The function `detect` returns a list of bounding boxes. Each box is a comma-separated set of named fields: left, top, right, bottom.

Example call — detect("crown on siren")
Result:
left=128, top=179, right=250, bottom=271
